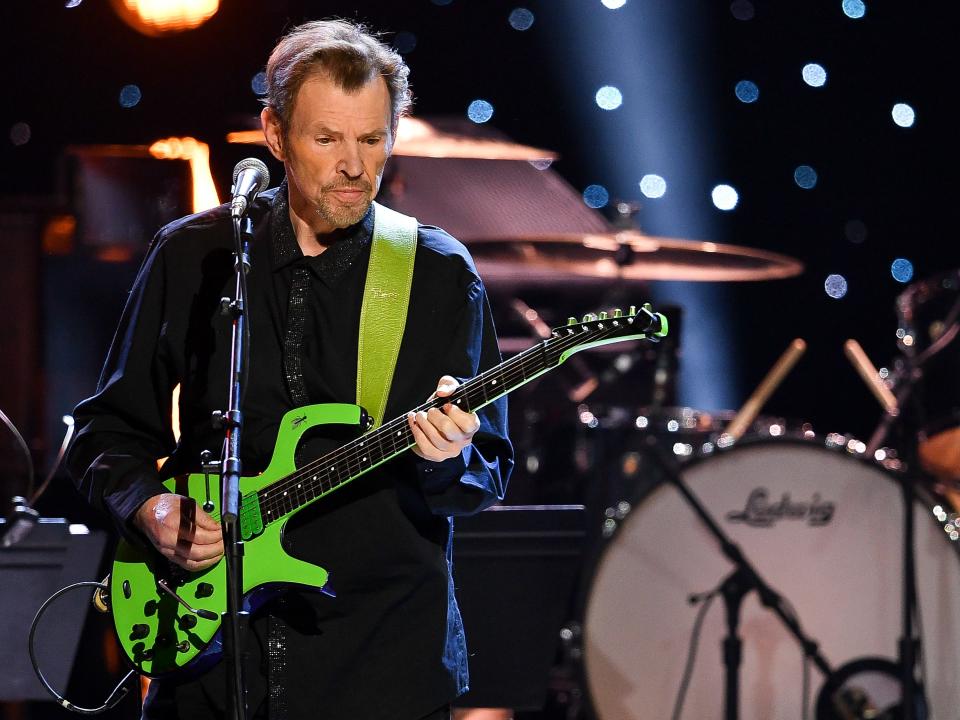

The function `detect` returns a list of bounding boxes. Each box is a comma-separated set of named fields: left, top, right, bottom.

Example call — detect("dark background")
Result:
left=0, top=1, right=957, bottom=717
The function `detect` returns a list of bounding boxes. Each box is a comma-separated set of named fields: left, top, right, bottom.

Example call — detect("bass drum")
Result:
left=583, top=438, right=960, bottom=719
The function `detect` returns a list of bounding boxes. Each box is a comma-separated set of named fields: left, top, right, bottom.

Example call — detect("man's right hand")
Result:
left=133, top=493, right=224, bottom=571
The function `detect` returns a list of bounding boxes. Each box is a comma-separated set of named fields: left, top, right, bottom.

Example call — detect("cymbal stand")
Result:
left=643, top=435, right=833, bottom=720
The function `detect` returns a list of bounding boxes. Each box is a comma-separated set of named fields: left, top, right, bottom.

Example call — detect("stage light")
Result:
left=251, top=71, right=267, bottom=96
left=730, top=0, right=755, bottom=21
left=393, top=31, right=417, bottom=54
left=711, top=184, right=739, bottom=211
left=825, top=273, right=848, bottom=299
left=9, top=122, right=31, bottom=146
left=793, top=165, right=818, bottom=189
left=509, top=8, right=535, bottom=31
left=148, top=136, right=221, bottom=212
left=891, top=258, right=914, bottom=283
left=118, top=84, right=142, bottom=108
left=601, top=0, right=627, bottom=9
left=110, top=0, right=219, bottom=37
left=595, top=86, right=623, bottom=110
left=467, top=100, right=494, bottom=123
left=735, top=80, right=759, bottom=103
left=892, top=102, right=915, bottom=127
left=582, top=184, right=609, bottom=208
left=842, top=0, right=866, bottom=19
left=65, top=0, right=83, bottom=7
left=639, top=174, right=667, bottom=198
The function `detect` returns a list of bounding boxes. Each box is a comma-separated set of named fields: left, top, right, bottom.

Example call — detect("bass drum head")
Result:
left=583, top=439, right=960, bottom=719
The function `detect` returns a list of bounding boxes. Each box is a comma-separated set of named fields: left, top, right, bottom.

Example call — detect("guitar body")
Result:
left=110, top=403, right=363, bottom=678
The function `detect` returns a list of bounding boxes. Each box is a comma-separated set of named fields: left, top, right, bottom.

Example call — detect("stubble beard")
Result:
left=315, top=185, right=373, bottom=229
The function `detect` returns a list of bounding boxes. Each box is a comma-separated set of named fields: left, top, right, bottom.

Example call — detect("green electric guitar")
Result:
left=106, top=304, right=667, bottom=678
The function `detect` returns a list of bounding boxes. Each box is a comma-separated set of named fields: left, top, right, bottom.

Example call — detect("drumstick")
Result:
left=724, top=338, right=807, bottom=442
left=843, top=339, right=898, bottom=414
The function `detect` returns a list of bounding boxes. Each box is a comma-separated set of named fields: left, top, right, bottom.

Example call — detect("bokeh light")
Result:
left=250, top=71, right=267, bottom=96
left=111, top=0, right=220, bottom=36
left=735, top=80, right=759, bottom=103
left=892, top=103, right=915, bottom=127
left=802, top=63, right=827, bottom=87
left=65, top=0, right=83, bottom=7
left=841, top=0, right=866, bottom=19
left=508, top=8, right=535, bottom=30
left=825, top=274, right=849, bottom=299
left=595, top=86, right=623, bottom=110
left=583, top=184, right=610, bottom=209
left=711, top=184, right=739, bottom=211
left=794, top=165, right=818, bottom=189
left=393, top=31, right=417, bottom=54
left=639, top=174, right=667, bottom=199
left=845, top=219, right=868, bottom=244
left=467, top=99, right=494, bottom=123
left=601, top=0, right=627, bottom=9
left=9, top=122, right=31, bottom=146
left=730, top=0, right=755, bottom=20
left=119, top=84, right=142, bottom=108
left=891, top=258, right=914, bottom=283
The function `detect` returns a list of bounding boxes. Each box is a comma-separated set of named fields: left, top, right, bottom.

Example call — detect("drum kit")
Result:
left=229, top=120, right=960, bottom=719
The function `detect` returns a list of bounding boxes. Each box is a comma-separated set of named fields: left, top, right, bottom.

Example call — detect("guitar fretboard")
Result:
left=251, top=310, right=658, bottom=524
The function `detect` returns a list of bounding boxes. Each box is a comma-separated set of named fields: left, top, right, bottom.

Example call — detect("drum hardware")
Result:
left=642, top=435, right=833, bottom=720
left=843, top=316, right=960, bottom=720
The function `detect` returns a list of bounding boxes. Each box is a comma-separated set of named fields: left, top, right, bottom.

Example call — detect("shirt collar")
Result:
left=269, top=178, right=374, bottom=283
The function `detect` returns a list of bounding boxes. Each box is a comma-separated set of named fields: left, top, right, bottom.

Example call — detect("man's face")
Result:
left=264, top=72, right=393, bottom=233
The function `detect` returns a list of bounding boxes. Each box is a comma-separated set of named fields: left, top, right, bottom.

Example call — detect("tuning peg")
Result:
left=582, top=313, right=594, bottom=323
left=628, top=305, right=637, bottom=317
left=567, top=317, right=577, bottom=326
left=598, top=311, right=608, bottom=320
left=612, top=308, right=623, bottom=318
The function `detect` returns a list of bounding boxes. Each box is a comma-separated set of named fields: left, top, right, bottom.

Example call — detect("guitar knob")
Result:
left=567, top=317, right=577, bottom=326
left=144, top=600, right=158, bottom=616
left=195, top=583, right=215, bottom=599
left=612, top=308, right=623, bottom=318
left=178, top=614, right=198, bottom=630
left=130, top=624, right=150, bottom=641
left=598, top=311, right=608, bottom=320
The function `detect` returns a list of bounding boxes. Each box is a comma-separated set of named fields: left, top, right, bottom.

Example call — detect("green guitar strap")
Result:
left=356, top=201, right=418, bottom=429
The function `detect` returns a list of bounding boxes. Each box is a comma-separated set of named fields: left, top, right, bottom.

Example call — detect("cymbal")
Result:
left=467, top=231, right=804, bottom=284
left=226, top=116, right=558, bottom=162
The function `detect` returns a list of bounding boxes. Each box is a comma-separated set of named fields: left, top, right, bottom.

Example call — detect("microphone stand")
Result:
left=643, top=435, right=833, bottom=720
left=216, top=214, right=254, bottom=720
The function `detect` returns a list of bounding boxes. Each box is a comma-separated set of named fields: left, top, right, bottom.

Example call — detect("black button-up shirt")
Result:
left=67, top=183, right=513, bottom=719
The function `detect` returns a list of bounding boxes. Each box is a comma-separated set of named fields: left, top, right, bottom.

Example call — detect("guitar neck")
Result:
left=253, top=308, right=662, bottom=525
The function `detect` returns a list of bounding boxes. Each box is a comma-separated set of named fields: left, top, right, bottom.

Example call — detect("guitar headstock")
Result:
left=549, top=303, right=668, bottom=362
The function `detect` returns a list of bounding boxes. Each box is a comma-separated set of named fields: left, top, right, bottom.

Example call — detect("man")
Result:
left=68, top=19, right=513, bottom=720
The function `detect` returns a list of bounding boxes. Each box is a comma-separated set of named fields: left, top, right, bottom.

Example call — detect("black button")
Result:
left=195, top=582, right=215, bottom=598
left=130, top=624, right=150, bottom=640
left=178, top=615, right=198, bottom=630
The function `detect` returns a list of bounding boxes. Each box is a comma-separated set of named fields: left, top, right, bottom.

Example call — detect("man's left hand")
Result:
left=408, top=375, right=481, bottom=462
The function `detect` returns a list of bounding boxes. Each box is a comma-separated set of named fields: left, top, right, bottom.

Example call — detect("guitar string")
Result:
left=252, top=328, right=568, bottom=517
left=252, top=317, right=650, bottom=522
left=241, top=338, right=549, bottom=523
left=248, top=319, right=647, bottom=525
left=251, top=316, right=654, bottom=522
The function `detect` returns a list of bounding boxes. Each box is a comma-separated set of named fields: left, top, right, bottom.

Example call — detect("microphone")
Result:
left=230, top=158, right=270, bottom=218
